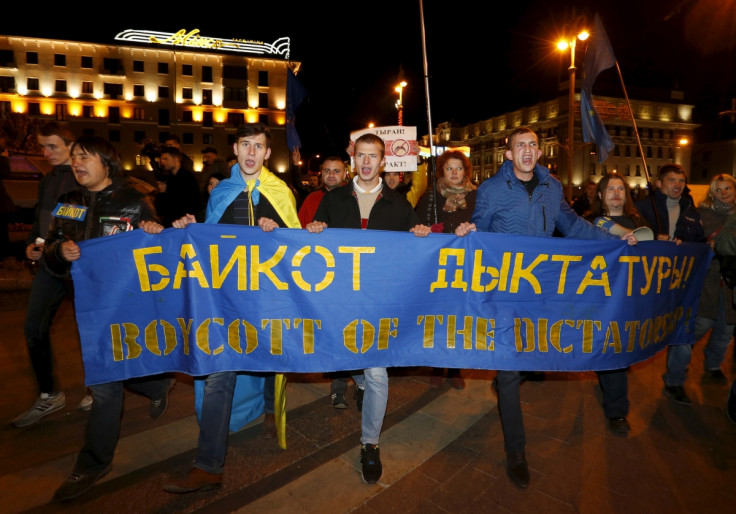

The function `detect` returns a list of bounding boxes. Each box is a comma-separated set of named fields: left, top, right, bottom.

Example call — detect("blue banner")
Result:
left=71, top=224, right=712, bottom=385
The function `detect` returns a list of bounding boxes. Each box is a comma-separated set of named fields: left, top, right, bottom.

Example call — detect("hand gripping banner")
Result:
left=71, top=224, right=712, bottom=386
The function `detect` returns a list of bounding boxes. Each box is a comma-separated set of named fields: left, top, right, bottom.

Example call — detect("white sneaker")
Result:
left=13, top=392, right=66, bottom=427
left=77, top=394, right=93, bottom=411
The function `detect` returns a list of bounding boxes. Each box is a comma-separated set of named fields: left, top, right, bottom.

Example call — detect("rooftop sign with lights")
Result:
left=114, top=29, right=290, bottom=58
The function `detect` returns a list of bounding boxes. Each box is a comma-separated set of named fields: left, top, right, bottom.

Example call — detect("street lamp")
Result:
left=395, top=81, right=407, bottom=126
left=557, top=28, right=589, bottom=203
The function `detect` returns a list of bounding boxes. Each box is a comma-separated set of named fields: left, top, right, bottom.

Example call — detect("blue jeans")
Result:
left=664, top=289, right=734, bottom=386
left=353, top=367, right=388, bottom=445
left=24, top=266, right=70, bottom=394
left=75, top=375, right=174, bottom=473
left=195, top=371, right=237, bottom=474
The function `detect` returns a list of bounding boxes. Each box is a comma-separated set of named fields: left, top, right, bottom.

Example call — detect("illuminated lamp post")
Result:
left=395, top=81, right=407, bottom=126
left=557, top=28, right=589, bottom=203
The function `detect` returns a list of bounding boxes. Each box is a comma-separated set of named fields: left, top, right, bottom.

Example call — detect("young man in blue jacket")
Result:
left=455, top=127, right=636, bottom=489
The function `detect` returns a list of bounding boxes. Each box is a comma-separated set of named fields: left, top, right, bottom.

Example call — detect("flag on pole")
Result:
left=581, top=13, right=615, bottom=163
left=286, top=68, right=307, bottom=150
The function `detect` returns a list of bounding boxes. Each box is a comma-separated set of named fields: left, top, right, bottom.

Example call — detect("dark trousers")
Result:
left=24, top=266, right=70, bottom=394
left=75, top=375, right=174, bottom=473
left=597, top=368, right=629, bottom=419
left=497, top=370, right=525, bottom=453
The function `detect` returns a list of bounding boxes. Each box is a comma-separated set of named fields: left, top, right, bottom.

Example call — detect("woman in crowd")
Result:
left=691, top=173, right=736, bottom=384
left=587, top=172, right=651, bottom=433
left=415, top=149, right=477, bottom=389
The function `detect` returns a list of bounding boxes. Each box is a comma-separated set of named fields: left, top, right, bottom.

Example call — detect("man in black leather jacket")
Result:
left=50, top=136, right=174, bottom=502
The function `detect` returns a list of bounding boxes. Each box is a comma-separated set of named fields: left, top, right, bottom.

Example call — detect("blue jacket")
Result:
left=636, top=190, right=705, bottom=242
left=472, top=160, right=616, bottom=240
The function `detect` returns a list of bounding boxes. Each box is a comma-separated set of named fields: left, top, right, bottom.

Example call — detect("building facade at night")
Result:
left=428, top=91, right=699, bottom=199
left=0, top=29, right=298, bottom=180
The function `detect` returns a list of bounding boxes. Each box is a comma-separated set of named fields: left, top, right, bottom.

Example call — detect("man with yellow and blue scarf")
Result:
left=163, top=123, right=299, bottom=494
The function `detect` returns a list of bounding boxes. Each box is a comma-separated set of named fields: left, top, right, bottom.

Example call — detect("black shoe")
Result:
left=727, top=381, right=736, bottom=425
left=704, top=369, right=728, bottom=385
left=53, top=465, right=112, bottom=502
left=664, top=385, right=692, bottom=405
left=331, top=392, right=348, bottom=409
left=151, top=380, right=174, bottom=419
left=355, top=386, right=364, bottom=412
left=360, top=444, right=382, bottom=484
left=506, top=452, right=529, bottom=488
left=607, top=416, right=631, bottom=435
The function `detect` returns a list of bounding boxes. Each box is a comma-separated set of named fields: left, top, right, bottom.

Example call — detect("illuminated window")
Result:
left=158, top=86, right=169, bottom=99
left=0, top=50, right=15, bottom=67
left=133, top=60, right=144, bottom=72
left=182, top=64, right=193, bottom=76
left=103, top=83, right=123, bottom=99
left=28, top=102, right=40, bottom=115
left=202, top=89, right=212, bottom=105
left=0, top=76, right=15, bottom=92
left=109, top=106, right=120, bottom=124
left=258, top=92, right=268, bottom=108
left=182, top=87, right=193, bottom=100
left=55, top=103, right=67, bottom=121
left=103, top=58, right=124, bottom=75
left=203, top=111, right=213, bottom=127
left=54, top=54, right=66, bottom=66
left=82, top=81, right=94, bottom=94
left=258, top=71, right=268, bottom=87
left=27, top=77, right=39, bottom=91
left=158, top=62, right=168, bottom=74
left=182, top=110, right=193, bottom=122
left=133, top=108, right=145, bottom=120
left=227, top=112, right=245, bottom=127
left=224, top=87, right=246, bottom=102
left=202, top=66, right=213, bottom=82
left=55, top=80, right=67, bottom=93
left=81, top=56, right=93, bottom=68
left=26, top=51, right=38, bottom=64
left=133, top=84, right=144, bottom=97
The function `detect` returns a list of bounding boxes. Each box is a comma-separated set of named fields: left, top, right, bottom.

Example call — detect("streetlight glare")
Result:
left=557, top=41, right=569, bottom=51
left=578, top=31, right=589, bottom=41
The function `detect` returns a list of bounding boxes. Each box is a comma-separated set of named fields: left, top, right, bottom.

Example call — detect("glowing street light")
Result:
left=395, top=81, right=407, bottom=126
left=557, top=28, right=589, bottom=203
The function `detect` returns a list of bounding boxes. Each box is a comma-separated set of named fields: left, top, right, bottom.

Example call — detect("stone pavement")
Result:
left=1, top=285, right=735, bottom=513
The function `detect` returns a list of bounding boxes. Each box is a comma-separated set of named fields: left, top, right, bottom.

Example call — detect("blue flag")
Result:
left=581, top=14, right=616, bottom=163
left=581, top=89, right=615, bottom=163
left=286, top=68, right=307, bottom=151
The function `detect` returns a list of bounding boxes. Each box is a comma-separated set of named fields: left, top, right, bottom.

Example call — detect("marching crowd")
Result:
left=9, top=121, right=736, bottom=503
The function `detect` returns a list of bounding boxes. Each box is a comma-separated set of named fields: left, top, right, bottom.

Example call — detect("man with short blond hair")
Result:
left=307, top=132, right=430, bottom=484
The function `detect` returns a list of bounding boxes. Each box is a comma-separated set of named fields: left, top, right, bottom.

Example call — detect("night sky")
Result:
left=6, top=0, right=736, bottom=157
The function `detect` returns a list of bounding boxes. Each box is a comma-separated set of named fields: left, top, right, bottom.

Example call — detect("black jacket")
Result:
left=314, top=181, right=419, bottom=231
left=636, top=190, right=705, bottom=242
left=44, top=177, right=158, bottom=277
